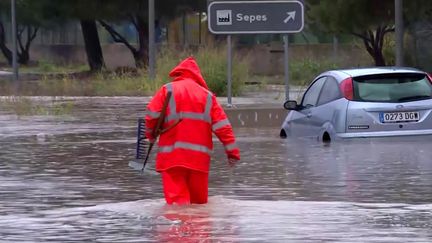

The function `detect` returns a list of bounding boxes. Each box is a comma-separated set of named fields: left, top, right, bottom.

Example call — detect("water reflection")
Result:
left=278, top=136, right=432, bottom=203
left=1, top=198, right=431, bottom=242
left=1, top=98, right=432, bottom=242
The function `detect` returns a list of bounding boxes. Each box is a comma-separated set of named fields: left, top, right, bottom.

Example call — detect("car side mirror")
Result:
left=283, top=100, right=298, bottom=110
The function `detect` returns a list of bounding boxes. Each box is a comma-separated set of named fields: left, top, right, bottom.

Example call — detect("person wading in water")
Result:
left=145, top=57, right=240, bottom=205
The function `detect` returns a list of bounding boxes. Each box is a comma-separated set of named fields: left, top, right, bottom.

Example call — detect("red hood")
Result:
left=169, top=57, right=209, bottom=90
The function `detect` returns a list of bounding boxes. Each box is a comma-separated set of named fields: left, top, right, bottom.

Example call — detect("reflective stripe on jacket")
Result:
left=145, top=57, right=240, bottom=172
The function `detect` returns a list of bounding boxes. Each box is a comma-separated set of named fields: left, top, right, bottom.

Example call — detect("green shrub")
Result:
left=0, top=96, right=74, bottom=116
left=194, top=46, right=248, bottom=96
left=38, top=60, right=57, bottom=73
left=290, top=59, right=338, bottom=86
left=382, top=34, right=395, bottom=66
left=151, top=46, right=248, bottom=96
left=4, top=55, right=339, bottom=97
left=36, top=46, right=248, bottom=97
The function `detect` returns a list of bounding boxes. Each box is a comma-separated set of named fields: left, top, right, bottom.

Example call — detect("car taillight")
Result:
left=340, top=77, right=354, bottom=100
left=427, top=73, right=432, bottom=84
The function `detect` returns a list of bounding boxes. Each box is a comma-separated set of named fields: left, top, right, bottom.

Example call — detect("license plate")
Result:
left=379, top=111, right=419, bottom=123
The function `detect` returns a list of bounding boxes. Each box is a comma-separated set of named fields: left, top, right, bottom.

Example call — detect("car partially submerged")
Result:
left=280, top=67, right=432, bottom=142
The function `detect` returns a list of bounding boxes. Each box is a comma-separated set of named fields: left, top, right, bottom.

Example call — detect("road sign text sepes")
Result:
left=208, top=0, right=304, bottom=34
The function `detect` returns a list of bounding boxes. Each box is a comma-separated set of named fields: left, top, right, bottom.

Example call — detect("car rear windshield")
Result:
left=352, top=73, right=432, bottom=102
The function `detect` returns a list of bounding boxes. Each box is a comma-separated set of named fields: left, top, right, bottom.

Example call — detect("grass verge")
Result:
left=1, top=46, right=249, bottom=97
left=0, top=96, right=74, bottom=116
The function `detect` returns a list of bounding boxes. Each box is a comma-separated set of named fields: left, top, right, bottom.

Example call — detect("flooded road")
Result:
left=1, top=98, right=432, bottom=242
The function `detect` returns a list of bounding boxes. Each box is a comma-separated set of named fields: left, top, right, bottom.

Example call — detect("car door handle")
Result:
left=306, top=113, right=312, bottom=118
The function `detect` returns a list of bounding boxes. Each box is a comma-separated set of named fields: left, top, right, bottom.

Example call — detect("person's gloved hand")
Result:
left=147, top=137, right=155, bottom=144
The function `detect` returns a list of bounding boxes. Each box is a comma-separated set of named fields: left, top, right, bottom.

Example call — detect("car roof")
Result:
left=319, top=67, right=426, bottom=82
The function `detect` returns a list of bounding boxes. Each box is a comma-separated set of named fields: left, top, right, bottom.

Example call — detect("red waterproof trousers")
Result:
left=161, top=166, right=209, bottom=205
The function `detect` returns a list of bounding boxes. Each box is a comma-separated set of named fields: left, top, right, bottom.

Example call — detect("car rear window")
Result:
left=352, top=73, right=432, bottom=102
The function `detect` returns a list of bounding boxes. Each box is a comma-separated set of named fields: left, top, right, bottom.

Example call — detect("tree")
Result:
left=0, top=0, right=42, bottom=65
left=0, top=0, right=207, bottom=69
left=54, top=0, right=107, bottom=72
left=97, top=0, right=149, bottom=68
left=0, top=0, right=106, bottom=70
left=404, top=0, right=432, bottom=25
left=401, top=1, right=432, bottom=70
left=308, top=0, right=395, bottom=66
left=81, top=20, right=104, bottom=71
left=98, top=0, right=206, bottom=68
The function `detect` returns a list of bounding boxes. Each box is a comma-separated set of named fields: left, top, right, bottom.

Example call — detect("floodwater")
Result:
left=1, top=98, right=432, bottom=242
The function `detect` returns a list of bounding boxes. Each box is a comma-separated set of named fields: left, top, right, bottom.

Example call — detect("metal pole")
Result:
left=283, top=34, right=289, bottom=101
left=198, top=12, right=202, bottom=45
left=11, top=0, right=18, bottom=82
left=227, top=35, right=232, bottom=107
left=395, top=0, right=403, bottom=66
left=332, top=35, right=338, bottom=62
left=148, top=0, right=155, bottom=80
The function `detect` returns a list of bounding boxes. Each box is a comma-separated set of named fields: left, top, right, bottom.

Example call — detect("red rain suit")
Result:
left=145, top=57, right=240, bottom=204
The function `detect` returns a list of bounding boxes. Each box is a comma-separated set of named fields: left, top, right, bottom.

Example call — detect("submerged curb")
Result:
left=0, top=96, right=288, bottom=128
left=225, top=106, right=286, bottom=128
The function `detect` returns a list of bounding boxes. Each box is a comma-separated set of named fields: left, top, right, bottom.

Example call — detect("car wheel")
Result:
left=322, top=132, right=331, bottom=143
left=280, top=129, right=287, bottom=139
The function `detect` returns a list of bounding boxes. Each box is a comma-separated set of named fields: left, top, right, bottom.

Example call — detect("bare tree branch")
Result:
left=0, top=21, right=12, bottom=63
left=25, top=26, right=39, bottom=52
left=367, top=29, right=375, bottom=49
left=129, top=14, right=138, bottom=30
left=351, top=32, right=369, bottom=41
left=375, top=25, right=382, bottom=51
left=364, top=31, right=375, bottom=56
left=17, top=27, right=25, bottom=53
left=98, top=20, right=137, bottom=54
left=352, top=31, right=373, bottom=53
left=383, top=26, right=395, bottom=34
left=0, top=21, right=5, bottom=43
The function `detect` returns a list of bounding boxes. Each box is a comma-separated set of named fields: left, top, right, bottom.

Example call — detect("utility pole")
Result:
left=283, top=34, right=290, bottom=101
left=395, top=0, right=403, bottom=66
left=11, top=0, right=18, bottom=82
left=148, top=0, right=155, bottom=80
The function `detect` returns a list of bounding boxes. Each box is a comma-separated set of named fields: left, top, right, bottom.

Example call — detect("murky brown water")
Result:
left=1, top=98, right=432, bottom=242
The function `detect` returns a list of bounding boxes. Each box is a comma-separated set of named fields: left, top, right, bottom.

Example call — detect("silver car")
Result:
left=280, top=67, right=432, bottom=142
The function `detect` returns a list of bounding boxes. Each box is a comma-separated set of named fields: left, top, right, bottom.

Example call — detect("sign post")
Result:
left=208, top=0, right=304, bottom=103
left=227, top=35, right=233, bottom=107
left=283, top=34, right=289, bottom=101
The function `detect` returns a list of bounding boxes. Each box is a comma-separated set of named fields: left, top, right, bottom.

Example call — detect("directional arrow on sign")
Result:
left=283, top=11, right=296, bottom=23
left=208, top=1, right=304, bottom=34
